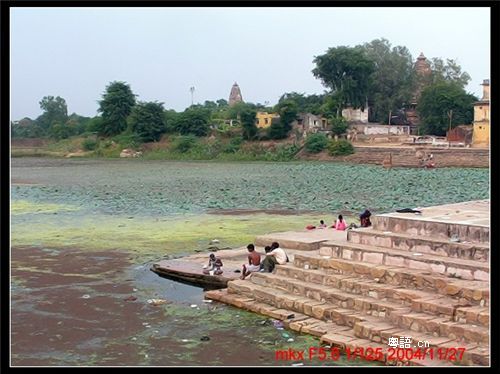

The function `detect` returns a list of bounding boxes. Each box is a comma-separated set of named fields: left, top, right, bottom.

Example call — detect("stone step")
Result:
left=372, top=215, right=489, bottom=244
left=229, top=277, right=488, bottom=345
left=205, top=289, right=488, bottom=365
left=273, top=266, right=485, bottom=322
left=293, top=253, right=489, bottom=305
left=255, top=229, right=347, bottom=251
left=347, top=228, right=489, bottom=262
left=319, top=240, right=489, bottom=281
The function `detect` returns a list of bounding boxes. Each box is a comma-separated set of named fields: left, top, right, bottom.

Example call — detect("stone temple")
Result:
left=229, top=82, right=243, bottom=106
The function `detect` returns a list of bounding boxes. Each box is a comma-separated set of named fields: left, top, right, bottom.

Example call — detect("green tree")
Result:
left=174, top=107, right=210, bottom=136
left=417, top=82, right=477, bottom=136
left=11, top=117, right=44, bottom=138
left=129, top=101, right=167, bottom=142
left=279, top=92, right=324, bottom=115
left=359, top=38, right=416, bottom=123
left=216, top=99, right=228, bottom=108
left=239, top=107, right=258, bottom=140
left=429, top=58, right=471, bottom=88
left=329, top=116, right=348, bottom=135
left=312, top=46, right=375, bottom=116
left=37, top=95, right=68, bottom=131
left=98, top=81, right=136, bottom=136
left=164, top=110, right=180, bottom=133
left=49, top=121, right=76, bottom=140
left=268, top=99, right=298, bottom=139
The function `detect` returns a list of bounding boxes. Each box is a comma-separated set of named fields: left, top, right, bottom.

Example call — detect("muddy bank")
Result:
left=11, top=245, right=358, bottom=366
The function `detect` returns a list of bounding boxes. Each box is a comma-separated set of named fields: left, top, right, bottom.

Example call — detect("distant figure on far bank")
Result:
left=359, top=210, right=372, bottom=228
left=318, top=220, right=327, bottom=228
left=240, top=244, right=261, bottom=280
left=332, top=215, right=347, bottom=231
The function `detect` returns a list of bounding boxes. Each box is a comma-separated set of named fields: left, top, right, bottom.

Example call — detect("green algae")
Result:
left=11, top=200, right=80, bottom=215
left=11, top=211, right=351, bottom=258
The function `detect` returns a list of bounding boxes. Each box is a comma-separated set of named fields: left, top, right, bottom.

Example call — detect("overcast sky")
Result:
left=10, top=7, right=490, bottom=120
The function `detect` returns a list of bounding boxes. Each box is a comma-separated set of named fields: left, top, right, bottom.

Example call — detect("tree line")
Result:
left=12, top=38, right=478, bottom=142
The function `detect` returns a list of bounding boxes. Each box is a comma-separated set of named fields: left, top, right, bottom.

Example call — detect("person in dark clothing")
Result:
left=359, top=210, right=372, bottom=227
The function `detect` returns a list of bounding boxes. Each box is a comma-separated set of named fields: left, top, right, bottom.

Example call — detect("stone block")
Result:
left=362, top=252, right=384, bottom=264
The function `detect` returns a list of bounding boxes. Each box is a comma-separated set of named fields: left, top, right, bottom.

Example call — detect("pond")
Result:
left=10, top=158, right=489, bottom=366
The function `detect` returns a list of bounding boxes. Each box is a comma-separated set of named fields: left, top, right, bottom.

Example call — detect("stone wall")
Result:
left=320, top=147, right=489, bottom=168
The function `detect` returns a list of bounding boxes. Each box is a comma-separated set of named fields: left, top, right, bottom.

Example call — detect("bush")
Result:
left=223, top=136, right=244, bottom=153
left=173, top=135, right=198, bottom=153
left=328, top=139, right=355, bottom=156
left=82, top=138, right=98, bottom=151
left=269, top=144, right=300, bottom=161
left=305, top=133, right=328, bottom=153
left=112, top=132, right=142, bottom=149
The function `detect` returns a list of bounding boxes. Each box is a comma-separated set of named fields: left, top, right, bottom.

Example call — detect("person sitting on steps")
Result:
left=240, top=244, right=261, bottom=280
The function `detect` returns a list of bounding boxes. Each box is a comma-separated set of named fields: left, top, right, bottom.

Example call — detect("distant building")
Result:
left=292, top=113, right=329, bottom=135
left=472, top=79, right=490, bottom=148
left=256, top=112, right=280, bottom=128
left=342, top=105, right=369, bottom=124
left=228, top=82, right=243, bottom=106
left=446, top=125, right=473, bottom=146
left=405, top=52, right=432, bottom=133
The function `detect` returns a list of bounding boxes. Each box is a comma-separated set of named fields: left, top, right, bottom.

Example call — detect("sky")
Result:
left=10, top=7, right=491, bottom=120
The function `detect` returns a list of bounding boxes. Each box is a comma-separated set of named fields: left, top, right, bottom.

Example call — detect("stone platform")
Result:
left=205, top=200, right=490, bottom=366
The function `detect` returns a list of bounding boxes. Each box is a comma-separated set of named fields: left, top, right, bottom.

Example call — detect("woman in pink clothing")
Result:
left=333, top=214, right=347, bottom=230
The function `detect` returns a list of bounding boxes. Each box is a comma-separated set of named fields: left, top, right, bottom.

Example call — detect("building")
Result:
left=256, top=112, right=280, bottom=128
left=446, top=125, right=473, bottom=146
left=349, top=123, right=410, bottom=136
left=292, top=113, right=329, bottom=135
left=472, top=79, right=490, bottom=148
left=342, top=106, right=369, bottom=123
left=228, top=82, right=243, bottom=106
left=405, top=52, right=432, bottom=133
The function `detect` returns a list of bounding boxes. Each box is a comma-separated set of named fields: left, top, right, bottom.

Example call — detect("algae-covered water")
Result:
left=10, top=158, right=489, bottom=366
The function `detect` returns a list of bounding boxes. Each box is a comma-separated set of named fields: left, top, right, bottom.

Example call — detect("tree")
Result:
left=429, top=58, right=471, bottom=88
left=278, top=92, right=324, bottom=115
left=216, top=99, right=228, bottom=108
left=268, top=99, right=298, bottom=139
left=329, top=116, right=348, bottom=135
left=174, top=107, right=210, bottom=136
left=312, top=46, right=375, bottom=116
left=98, top=81, right=136, bottom=136
left=49, top=121, right=76, bottom=140
left=239, top=107, right=257, bottom=140
left=37, top=96, right=68, bottom=131
left=417, top=82, right=477, bottom=136
left=359, top=39, right=416, bottom=123
left=129, top=102, right=167, bottom=142
left=11, top=117, right=43, bottom=138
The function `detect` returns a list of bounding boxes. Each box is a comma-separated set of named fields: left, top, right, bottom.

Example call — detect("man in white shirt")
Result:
left=261, top=241, right=289, bottom=272
left=270, top=241, right=288, bottom=265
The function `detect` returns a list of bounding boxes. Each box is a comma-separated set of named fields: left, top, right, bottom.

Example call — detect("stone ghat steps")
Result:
left=255, top=236, right=331, bottom=251
left=294, top=253, right=489, bottom=306
left=205, top=289, right=488, bottom=366
left=318, top=240, right=489, bottom=282
left=371, top=216, right=489, bottom=244
left=347, top=228, right=489, bottom=262
left=233, top=275, right=488, bottom=345
left=274, top=266, right=489, bottom=327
